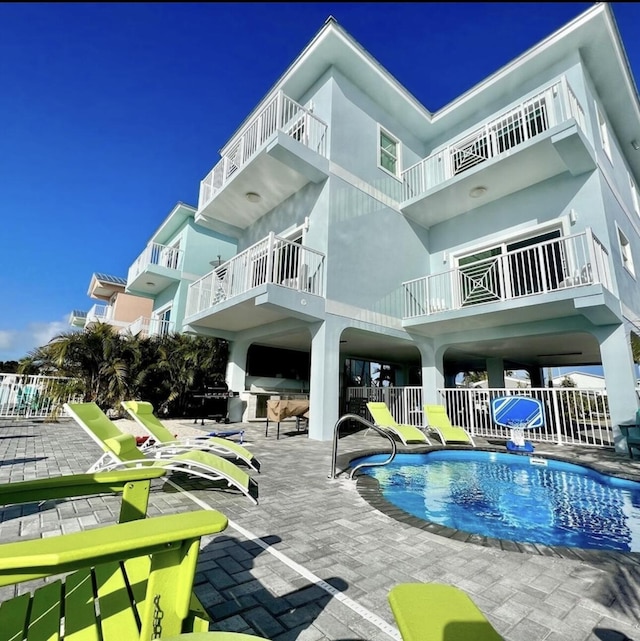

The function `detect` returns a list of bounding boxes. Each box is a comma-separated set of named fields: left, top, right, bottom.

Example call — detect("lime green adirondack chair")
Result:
left=0, top=468, right=268, bottom=640
left=388, top=583, right=503, bottom=641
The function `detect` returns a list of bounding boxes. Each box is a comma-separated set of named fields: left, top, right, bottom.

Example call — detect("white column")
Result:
left=225, top=340, right=250, bottom=423
left=308, top=319, right=343, bottom=441
left=596, top=324, right=638, bottom=455
left=418, top=338, right=439, bottom=405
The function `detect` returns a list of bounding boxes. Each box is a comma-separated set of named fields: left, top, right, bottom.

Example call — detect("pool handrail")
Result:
left=329, top=413, right=397, bottom=480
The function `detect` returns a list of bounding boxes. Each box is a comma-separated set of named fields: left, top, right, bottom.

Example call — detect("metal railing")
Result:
left=403, top=229, right=611, bottom=319
left=0, top=373, right=82, bottom=419
left=128, top=242, right=184, bottom=283
left=198, top=91, right=328, bottom=210
left=86, top=304, right=112, bottom=323
left=186, top=233, right=326, bottom=317
left=329, top=414, right=397, bottom=479
left=126, top=316, right=175, bottom=338
left=346, top=385, right=614, bottom=448
left=402, top=77, right=586, bottom=200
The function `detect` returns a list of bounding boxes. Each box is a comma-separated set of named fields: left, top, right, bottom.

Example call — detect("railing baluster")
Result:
left=400, top=76, right=584, bottom=201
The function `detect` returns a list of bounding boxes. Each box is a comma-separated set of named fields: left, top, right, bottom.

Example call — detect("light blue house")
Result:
left=125, top=202, right=237, bottom=336
left=127, top=4, right=640, bottom=449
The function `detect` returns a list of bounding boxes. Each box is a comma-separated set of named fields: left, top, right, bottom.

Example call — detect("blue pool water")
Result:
left=353, top=450, right=640, bottom=552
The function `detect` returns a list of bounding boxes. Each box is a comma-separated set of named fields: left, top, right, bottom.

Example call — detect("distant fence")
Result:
left=0, top=373, right=82, bottom=419
left=346, top=385, right=617, bottom=448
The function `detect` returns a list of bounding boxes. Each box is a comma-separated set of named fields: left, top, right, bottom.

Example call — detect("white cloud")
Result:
left=0, top=331, right=16, bottom=350
left=31, top=320, right=69, bottom=347
left=0, top=318, right=71, bottom=362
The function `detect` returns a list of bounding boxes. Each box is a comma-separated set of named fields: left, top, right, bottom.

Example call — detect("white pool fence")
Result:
left=346, top=385, right=628, bottom=448
left=0, top=373, right=82, bottom=419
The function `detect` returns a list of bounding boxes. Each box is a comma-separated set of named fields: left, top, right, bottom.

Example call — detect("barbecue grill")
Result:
left=186, top=383, right=236, bottom=425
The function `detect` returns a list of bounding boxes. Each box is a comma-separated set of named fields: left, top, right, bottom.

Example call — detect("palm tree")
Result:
left=20, top=325, right=229, bottom=418
left=152, top=333, right=229, bottom=416
left=21, top=323, right=139, bottom=410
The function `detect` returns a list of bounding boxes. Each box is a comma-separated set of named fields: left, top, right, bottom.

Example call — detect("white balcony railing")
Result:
left=403, top=229, right=611, bottom=319
left=186, top=233, right=326, bottom=317
left=198, top=91, right=328, bottom=210
left=402, top=77, right=586, bottom=201
left=128, top=242, right=184, bottom=283
left=127, top=316, right=174, bottom=338
left=85, top=304, right=112, bottom=323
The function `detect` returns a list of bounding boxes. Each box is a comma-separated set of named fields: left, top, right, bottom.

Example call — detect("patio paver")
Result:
left=1, top=415, right=640, bottom=641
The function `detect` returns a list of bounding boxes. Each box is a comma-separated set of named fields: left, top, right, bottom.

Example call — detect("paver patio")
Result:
left=1, top=415, right=640, bottom=641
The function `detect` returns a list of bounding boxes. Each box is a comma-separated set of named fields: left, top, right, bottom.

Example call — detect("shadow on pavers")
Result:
left=195, top=534, right=352, bottom=639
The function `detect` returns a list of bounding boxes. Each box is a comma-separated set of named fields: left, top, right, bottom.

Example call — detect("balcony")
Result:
left=195, top=92, right=329, bottom=231
left=403, top=229, right=618, bottom=335
left=69, top=310, right=87, bottom=328
left=127, top=242, right=184, bottom=296
left=126, top=316, right=175, bottom=338
left=401, top=77, right=596, bottom=226
left=85, top=304, right=112, bottom=324
left=185, top=232, right=326, bottom=333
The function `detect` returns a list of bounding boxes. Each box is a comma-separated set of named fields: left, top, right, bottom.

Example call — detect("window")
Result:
left=597, top=105, right=612, bottom=162
left=378, top=126, right=400, bottom=177
left=154, top=306, right=172, bottom=336
left=456, top=229, right=563, bottom=305
left=617, top=226, right=635, bottom=276
left=630, top=173, right=640, bottom=216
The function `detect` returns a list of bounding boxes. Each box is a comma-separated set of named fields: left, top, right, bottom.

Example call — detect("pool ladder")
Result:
left=329, top=413, right=397, bottom=479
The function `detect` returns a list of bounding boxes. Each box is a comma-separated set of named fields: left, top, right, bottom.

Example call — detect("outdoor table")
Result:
left=266, top=399, right=309, bottom=439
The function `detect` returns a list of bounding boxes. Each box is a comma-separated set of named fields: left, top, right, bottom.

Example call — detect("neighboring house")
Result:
left=69, top=273, right=154, bottom=336
left=123, top=5, right=640, bottom=448
left=471, top=376, right=532, bottom=390
left=551, top=371, right=606, bottom=390
left=124, top=201, right=237, bottom=339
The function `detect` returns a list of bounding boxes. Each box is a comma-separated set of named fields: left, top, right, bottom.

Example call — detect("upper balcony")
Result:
left=185, top=232, right=326, bottom=333
left=403, top=229, right=618, bottom=336
left=401, top=77, right=596, bottom=227
left=127, top=242, right=184, bottom=297
left=69, top=310, right=87, bottom=328
left=86, top=304, right=113, bottom=325
left=195, top=92, right=329, bottom=230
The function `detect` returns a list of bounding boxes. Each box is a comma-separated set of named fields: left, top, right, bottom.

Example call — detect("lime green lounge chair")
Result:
left=366, top=402, right=431, bottom=445
left=388, top=583, right=503, bottom=641
left=122, top=400, right=260, bottom=472
left=64, top=402, right=258, bottom=505
left=423, top=404, right=476, bottom=446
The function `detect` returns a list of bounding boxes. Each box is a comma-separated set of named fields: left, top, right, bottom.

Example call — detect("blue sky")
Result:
left=0, top=2, right=638, bottom=364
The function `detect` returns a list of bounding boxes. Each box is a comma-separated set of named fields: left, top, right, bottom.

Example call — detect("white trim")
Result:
left=596, top=103, right=613, bottom=163
left=279, top=220, right=306, bottom=243
left=451, top=220, right=565, bottom=267
left=629, top=171, right=640, bottom=216
left=616, top=223, right=636, bottom=278
left=377, top=123, right=402, bottom=180
left=153, top=303, right=172, bottom=321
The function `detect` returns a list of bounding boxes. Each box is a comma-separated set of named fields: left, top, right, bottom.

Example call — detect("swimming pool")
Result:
left=352, top=450, right=640, bottom=553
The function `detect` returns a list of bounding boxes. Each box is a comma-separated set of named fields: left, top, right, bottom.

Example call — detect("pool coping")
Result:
left=338, top=444, right=640, bottom=562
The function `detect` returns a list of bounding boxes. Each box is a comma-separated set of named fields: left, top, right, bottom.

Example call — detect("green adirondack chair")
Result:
left=388, top=583, right=503, bottom=641
left=0, top=469, right=267, bottom=640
